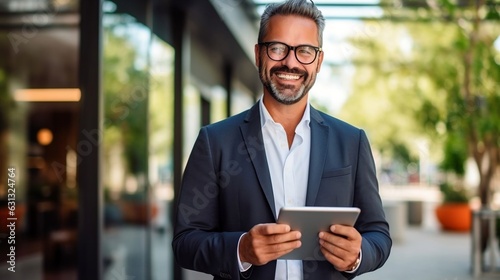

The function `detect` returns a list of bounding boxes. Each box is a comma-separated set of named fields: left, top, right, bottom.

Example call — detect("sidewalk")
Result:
left=185, top=223, right=500, bottom=280
left=184, top=199, right=500, bottom=280
left=357, top=196, right=500, bottom=280
left=357, top=226, right=498, bottom=280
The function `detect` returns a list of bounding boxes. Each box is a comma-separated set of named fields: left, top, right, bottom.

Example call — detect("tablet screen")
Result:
left=277, top=206, right=360, bottom=260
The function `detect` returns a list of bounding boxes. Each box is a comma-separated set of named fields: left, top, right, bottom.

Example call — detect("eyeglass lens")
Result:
left=266, top=42, right=318, bottom=64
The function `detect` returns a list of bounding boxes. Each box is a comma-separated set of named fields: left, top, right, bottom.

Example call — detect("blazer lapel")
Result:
left=306, top=107, right=329, bottom=206
left=239, top=103, right=277, bottom=219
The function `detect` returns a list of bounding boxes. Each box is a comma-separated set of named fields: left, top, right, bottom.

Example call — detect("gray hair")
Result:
left=258, top=0, right=325, bottom=47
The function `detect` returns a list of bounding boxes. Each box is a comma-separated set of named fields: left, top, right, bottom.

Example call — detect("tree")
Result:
left=102, top=16, right=150, bottom=192
left=338, top=21, right=443, bottom=182
left=419, top=0, right=500, bottom=207
left=338, top=1, right=500, bottom=205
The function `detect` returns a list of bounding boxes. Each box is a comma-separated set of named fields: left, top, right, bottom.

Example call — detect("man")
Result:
left=172, top=0, right=391, bottom=279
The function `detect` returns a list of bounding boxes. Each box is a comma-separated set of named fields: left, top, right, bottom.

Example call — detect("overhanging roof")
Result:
left=246, top=0, right=500, bottom=22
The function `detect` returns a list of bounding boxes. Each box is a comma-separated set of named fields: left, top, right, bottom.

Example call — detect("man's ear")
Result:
left=254, top=44, right=260, bottom=67
left=316, top=50, right=324, bottom=73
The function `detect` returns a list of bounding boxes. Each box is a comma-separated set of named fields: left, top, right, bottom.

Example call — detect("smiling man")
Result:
left=257, top=16, right=322, bottom=106
left=172, top=1, right=391, bottom=279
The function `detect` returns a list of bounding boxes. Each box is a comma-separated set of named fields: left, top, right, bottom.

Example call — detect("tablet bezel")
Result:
left=276, top=206, right=361, bottom=260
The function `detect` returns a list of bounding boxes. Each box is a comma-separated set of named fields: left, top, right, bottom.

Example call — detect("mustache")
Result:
left=270, top=66, right=307, bottom=76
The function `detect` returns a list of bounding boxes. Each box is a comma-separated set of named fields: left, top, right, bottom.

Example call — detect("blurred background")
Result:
left=0, top=0, right=498, bottom=279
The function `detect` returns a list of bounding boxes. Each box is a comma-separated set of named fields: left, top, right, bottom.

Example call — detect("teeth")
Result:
left=277, top=73, right=300, bottom=80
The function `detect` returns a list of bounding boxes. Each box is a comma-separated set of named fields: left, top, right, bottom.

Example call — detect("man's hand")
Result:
left=239, top=223, right=301, bottom=266
left=318, top=224, right=362, bottom=271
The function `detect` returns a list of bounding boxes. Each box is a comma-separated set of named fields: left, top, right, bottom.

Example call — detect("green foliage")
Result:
left=383, top=140, right=418, bottom=167
left=340, top=2, right=500, bottom=196
left=103, top=20, right=149, bottom=175
left=439, top=182, right=470, bottom=203
left=440, top=132, right=467, bottom=175
left=339, top=22, right=447, bottom=166
left=101, top=16, right=174, bottom=203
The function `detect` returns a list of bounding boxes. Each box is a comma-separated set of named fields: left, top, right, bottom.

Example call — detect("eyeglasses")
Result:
left=258, top=41, right=322, bottom=65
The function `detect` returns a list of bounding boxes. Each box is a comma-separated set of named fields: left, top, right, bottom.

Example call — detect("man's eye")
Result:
left=298, top=47, right=314, bottom=55
left=270, top=45, right=286, bottom=53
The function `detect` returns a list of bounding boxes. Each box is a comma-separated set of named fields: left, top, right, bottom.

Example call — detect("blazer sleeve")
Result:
left=347, top=130, right=392, bottom=278
left=171, top=127, right=244, bottom=279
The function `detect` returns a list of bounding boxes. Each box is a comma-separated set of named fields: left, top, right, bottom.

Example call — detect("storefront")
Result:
left=0, top=0, right=259, bottom=279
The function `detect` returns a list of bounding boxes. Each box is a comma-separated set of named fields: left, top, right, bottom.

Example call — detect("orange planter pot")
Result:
left=119, top=202, right=159, bottom=225
left=435, top=203, right=471, bottom=232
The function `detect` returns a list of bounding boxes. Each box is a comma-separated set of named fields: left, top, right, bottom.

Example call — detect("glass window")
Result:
left=102, top=3, right=174, bottom=280
left=0, top=1, right=80, bottom=279
left=102, top=10, right=151, bottom=280
left=148, top=35, right=175, bottom=280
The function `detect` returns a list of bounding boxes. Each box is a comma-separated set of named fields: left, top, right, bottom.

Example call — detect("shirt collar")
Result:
left=259, top=96, right=311, bottom=131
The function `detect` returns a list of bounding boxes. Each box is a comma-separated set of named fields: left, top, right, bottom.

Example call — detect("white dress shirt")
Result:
left=260, top=97, right=311, bottom=280
left=237, top=98, right=361, bottom=277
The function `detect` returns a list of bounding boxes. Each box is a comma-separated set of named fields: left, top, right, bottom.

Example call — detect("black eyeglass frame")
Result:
left=258, top=41, right=322, bottom=65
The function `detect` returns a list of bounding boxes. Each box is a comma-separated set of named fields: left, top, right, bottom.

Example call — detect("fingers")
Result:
left=240, top=223, right=302, bottom=266
left=252, top=223, right=291, bottom=236
left=318, top=225, right=362, bottom=271
left=329, top=224, right=358, bottom=240
left=250, top=224, right=302, bottom=253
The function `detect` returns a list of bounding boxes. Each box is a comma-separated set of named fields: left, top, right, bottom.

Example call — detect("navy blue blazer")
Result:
left=172, top=103, right=391, bottom=280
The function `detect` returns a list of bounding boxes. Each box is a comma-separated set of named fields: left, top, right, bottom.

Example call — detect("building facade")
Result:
left=0, top=0, right=260, bottom=279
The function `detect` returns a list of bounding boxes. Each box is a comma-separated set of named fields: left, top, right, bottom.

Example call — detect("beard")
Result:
left=258, top=59, right=317, bottom=105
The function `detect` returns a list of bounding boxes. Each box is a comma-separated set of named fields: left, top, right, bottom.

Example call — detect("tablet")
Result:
left=277, top=206, right=360, bottom=260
